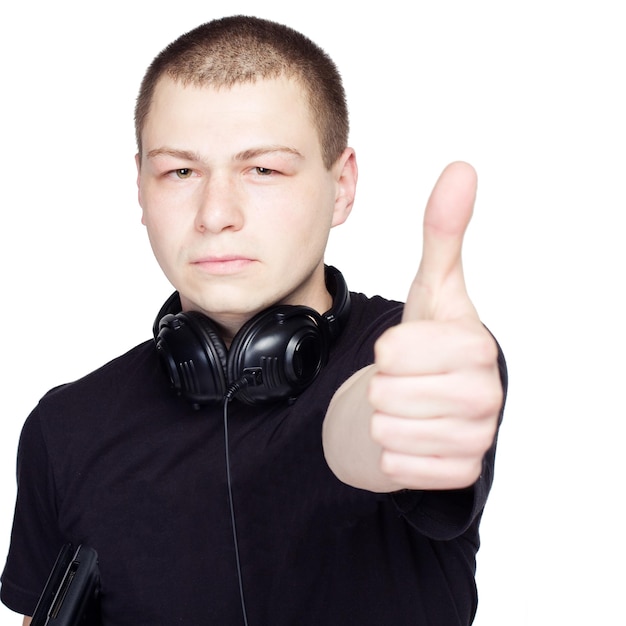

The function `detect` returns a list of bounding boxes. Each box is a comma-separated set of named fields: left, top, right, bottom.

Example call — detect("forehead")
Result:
left=141, top=75, right=321, bottom=157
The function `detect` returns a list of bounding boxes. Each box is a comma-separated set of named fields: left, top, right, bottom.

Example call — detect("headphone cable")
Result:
left=223, top=393, right=250, bottom=626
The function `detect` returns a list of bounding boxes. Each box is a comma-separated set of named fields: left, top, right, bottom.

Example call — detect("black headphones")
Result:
left=153, top=265, right=350, bottom=406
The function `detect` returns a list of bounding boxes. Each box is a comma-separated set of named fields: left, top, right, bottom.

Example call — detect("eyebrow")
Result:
left=146, top=148, right=201, bottom=161
left=145, top=145, right=304, bottom=163
left=234, top=145, right=304, bottom=162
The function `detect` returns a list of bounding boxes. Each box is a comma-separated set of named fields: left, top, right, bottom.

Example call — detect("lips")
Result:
left=190, top=255, right=255, bottom=275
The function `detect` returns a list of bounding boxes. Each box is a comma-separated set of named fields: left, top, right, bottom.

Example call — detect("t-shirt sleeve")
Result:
left=1, top=406, right=67, bottom=615
left=391, top=335, right=508, bottom=540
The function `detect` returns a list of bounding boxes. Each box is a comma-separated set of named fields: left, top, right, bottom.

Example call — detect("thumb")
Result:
left=403, top=161, right=478, bottom=322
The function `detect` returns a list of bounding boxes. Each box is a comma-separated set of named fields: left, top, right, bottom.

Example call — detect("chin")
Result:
left=183, top=289, right=272, bottom=320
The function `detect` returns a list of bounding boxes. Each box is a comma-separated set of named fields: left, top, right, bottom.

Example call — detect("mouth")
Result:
left=190, top=255, right=255, bottom=275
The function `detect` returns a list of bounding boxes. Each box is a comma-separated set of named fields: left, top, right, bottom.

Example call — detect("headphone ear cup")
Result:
left=155, top=311, right=229, bottom=404
left=152, top=266, right=350, bottom=407
left=228, top=306, right=328, bottom=404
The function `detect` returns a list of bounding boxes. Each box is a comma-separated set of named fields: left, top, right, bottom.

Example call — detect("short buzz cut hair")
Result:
left=134, top=15, right=349, bottom=169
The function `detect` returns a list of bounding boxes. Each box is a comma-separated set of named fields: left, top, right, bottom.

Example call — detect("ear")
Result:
left=331, top=147, right=358, bottom=227
left=135, top=153, right=146, bottom=225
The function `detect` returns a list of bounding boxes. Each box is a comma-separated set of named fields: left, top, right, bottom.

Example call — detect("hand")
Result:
left=369, top=162, right=503, bottom=491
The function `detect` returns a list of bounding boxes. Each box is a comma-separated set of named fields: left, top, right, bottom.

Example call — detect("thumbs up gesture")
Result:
left=369, top=161, right=503, bottom=491
left=324, top=162, right=504, bottom=493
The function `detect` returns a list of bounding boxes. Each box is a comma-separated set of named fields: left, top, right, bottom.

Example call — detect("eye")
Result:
left=174, top=168, right=193, bottom=179
left=255, top=167, right=275, bottom=176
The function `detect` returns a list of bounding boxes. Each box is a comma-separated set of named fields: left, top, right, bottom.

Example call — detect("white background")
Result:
left=1, top=1, right=624, bottom=624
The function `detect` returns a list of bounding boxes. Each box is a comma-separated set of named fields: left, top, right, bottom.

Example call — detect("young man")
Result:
left=2, top=15, right=507, bottom=625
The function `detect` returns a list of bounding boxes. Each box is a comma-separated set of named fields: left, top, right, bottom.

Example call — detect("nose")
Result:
left=194, top=174, right=244, bottom=233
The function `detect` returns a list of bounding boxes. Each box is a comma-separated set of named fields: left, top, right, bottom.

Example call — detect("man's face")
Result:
left=137, top=75, right=355, bottom=335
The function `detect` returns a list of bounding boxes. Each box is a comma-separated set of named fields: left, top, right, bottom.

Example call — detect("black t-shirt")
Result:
left=1, top=292, right=506, bottom=625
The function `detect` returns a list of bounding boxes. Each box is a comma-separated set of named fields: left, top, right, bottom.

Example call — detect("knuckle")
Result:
left=466, top=373, right=503, bottom=420
left=379, top=450, right=400, bottom=478
left=373, top=333, right=389, bottom=367
left=470, top=331, right=499, bottom=367
left=461, top=418, right=497, bottom=457
left=367, top=371, right=397, bottom=411
left=451, top=458, right=483, bottom=489
left=373, top=325, right=404, bottom=370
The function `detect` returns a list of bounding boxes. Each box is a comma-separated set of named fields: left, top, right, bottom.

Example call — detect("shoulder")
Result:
left=40, top=340, right=157, bottom=404
left=318, top=293, right=403, bottom=393
left=33, top=339, right=171, bottom=436
left=333, top=292, right=404, bottom=359
left=343, top=292, right=404, bottom=339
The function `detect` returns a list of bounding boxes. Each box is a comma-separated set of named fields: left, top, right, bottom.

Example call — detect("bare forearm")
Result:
left=322, top=365, right=401, bottom=493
